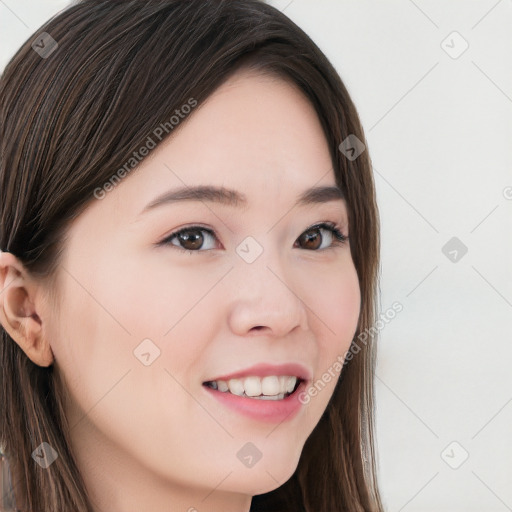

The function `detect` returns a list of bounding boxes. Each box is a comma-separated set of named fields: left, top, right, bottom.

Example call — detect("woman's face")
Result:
left=46, top=68, right=361, bottom=511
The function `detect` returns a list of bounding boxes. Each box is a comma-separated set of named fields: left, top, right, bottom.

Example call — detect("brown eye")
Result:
left=294, top=223, right=348, bottom=251
left=297, top=227, right=323, bottom=250
left=160, top=227, right=217, bottom=252
left=176, top=229, right=204, bottom=250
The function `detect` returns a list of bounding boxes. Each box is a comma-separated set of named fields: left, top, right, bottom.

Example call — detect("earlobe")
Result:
left=0, top=251, right=54, bottom=367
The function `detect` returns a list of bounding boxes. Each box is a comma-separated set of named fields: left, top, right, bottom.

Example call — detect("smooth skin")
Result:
left=0, top=68, right=361, bottom=512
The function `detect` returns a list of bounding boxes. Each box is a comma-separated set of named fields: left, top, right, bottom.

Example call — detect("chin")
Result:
left=227, top=446, right=302, bottom=496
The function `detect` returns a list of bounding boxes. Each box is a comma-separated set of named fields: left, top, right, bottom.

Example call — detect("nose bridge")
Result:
left=227, top=235, right=309, bottom=334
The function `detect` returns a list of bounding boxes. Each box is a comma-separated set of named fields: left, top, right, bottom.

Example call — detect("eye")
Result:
left=294, top=222, right=348, bottom=251
left=157, top=222, right=348, bottom=254
left=158, top=226, right=218, bottom=253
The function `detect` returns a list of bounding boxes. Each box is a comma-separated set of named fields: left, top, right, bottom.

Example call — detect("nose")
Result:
left=226, top=255, right=310, bottom=337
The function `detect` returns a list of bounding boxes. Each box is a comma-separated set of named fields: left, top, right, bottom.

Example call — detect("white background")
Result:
left=1, top=1, right=511, bottom=511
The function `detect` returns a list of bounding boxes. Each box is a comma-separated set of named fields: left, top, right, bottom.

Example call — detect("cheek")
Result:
left=102, top=252, right=224, bottom=341
left=302, top=259, right=360, bottom=411
left=51, top=254, right=219, bottom=420
left=48, top=264, right=204, bottom=467
left=49, top=269, right=135, bottom=412
left=315, top=259, right=361, bottom=354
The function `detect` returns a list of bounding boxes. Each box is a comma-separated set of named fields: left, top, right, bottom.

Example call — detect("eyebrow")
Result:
left=140, top=184, right=344, bottom=214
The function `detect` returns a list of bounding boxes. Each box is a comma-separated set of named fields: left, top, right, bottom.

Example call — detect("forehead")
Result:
left=126, top=69, right=335, bottom=201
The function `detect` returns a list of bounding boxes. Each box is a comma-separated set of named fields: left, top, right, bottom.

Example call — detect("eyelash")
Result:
left=156, top=221, right=348, bottom=255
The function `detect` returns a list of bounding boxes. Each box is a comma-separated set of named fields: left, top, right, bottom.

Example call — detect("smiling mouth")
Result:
left=202, top=375, right=303, bottom=401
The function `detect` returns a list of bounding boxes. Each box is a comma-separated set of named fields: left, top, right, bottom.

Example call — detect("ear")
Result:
left=0, top=250, right=54, bottom=367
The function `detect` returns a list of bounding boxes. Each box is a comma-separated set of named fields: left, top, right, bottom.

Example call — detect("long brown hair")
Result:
left=0, top=1, right=383, bottom=510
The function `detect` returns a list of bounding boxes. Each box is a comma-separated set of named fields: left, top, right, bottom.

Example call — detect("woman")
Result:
left=0, top=1, right=383, bottom=510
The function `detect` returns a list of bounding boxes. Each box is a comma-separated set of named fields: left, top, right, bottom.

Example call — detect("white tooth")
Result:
left=261, top=376, right=280, bottom=396
left=228, top=378, right=245, bottom=396
left=253, top=393, right=285, bottom=400
left=286, top=376, right=297, bottom=393
left=220, top=375, right=298, bottom=398
left=217, top=380, right=229, bottom=392
left=244, top=376, right=262, bottom=397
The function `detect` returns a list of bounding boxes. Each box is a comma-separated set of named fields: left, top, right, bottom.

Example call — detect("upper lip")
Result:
left=204, top=362, right=312, bottom=383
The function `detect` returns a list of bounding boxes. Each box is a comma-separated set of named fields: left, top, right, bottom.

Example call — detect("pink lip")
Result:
left=202, top=379, right=308, bottom=423
left=203, top=362, right=312, bottom=383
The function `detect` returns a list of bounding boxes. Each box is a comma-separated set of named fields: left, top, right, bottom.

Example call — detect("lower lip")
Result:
left=202, top=380, right=308, bottom=423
